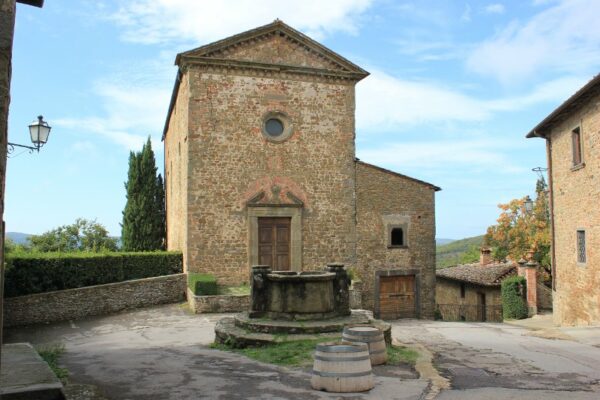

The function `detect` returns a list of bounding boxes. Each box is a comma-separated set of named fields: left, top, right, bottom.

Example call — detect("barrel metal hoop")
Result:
left=343, top=328, right=381, bottom=336
left=369, top=348, right=387, bottom=355
left=343, top=336, right=384, bottom=343
left=315, top=344, right=367, bottom=353
left=312, top=370, right=373, bottom=378
left=313, top=354, right=370, bottom=362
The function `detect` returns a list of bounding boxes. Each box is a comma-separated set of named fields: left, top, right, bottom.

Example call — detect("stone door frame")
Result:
left=248, top=205, right=302, bottom=271
left=374, top=268, right=421, bottom=319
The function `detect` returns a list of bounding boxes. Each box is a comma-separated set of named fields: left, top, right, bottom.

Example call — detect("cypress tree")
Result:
left=121, top=137, right=165, bottom=251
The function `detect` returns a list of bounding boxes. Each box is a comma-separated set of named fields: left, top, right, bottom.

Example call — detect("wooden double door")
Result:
left=379, top=275, right=416, bottom=319
left=258, top=217, right=291, bottom=271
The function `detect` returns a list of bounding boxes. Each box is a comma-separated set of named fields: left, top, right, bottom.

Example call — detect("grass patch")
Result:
left=218, top=284, right=250, bottom=296
left=387, top=345, right=419, bottom=365
left=212, top=338, right=418, bottom=369
left=212, top=338, right=339, bottom=367
left=36, top=344, right=69, bottom=382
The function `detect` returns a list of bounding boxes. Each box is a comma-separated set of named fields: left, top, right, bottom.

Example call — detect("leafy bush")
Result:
left=4, top=251, right=182, bottom=297
left=27, top=218, right=119, bottom=253
left=501, top=275, right=528, bottom=320
left=188, top=273, right=218, bottom=295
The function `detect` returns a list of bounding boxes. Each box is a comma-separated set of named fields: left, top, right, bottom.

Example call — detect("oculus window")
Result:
left=261, top=111, right=293, bottom=142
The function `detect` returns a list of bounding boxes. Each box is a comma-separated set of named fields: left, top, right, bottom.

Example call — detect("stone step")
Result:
left=215, top=317, right=341, bottom=347
left=234, top=310, right=372, bottom=334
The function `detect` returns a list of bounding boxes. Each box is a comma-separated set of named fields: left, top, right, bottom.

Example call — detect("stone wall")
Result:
left=0, top=0, right=16, bottom=349
left=355, top=161, right=437, bottom=318
left=548, top=90, right=600, bottom=326
left=4, top=274, right=186, bottom=327
left=178, top=60, right=358, bottom=285
left=164, top=72, right=189, bottom=271
left=187, top=289, right=250, bottom=313
left=436, top=278, right=502, bottom=322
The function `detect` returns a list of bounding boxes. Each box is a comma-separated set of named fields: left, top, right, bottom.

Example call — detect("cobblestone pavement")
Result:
left=391, top=319, right=600, bottom=399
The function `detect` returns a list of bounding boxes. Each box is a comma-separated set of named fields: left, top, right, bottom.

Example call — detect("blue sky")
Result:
left=6, top=0, right=600, bottom=239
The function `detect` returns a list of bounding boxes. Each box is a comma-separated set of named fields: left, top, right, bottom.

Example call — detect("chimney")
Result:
left=480, top=247, right=492, bottom=266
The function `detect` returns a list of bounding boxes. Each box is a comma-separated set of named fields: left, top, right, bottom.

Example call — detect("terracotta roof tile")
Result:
left=436, top=262, right=516, bottom=287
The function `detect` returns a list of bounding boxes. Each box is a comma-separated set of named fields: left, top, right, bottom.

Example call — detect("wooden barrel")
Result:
left=311, top=342, right=374, bottom=393
left=342, top=325, right=387, bottom=366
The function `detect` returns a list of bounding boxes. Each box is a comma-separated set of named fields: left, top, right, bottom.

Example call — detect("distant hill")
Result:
left=436, top=238, right=455, bottom=246
left=436, top=235, right=485, bottom=269
left=6, top=232, right=31, bottom=245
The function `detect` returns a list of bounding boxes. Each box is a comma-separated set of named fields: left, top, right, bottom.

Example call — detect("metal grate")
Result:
left=577, top=230, right=586, bottom=263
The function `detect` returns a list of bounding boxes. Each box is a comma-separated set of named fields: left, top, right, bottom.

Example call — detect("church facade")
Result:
left=163, top=21, right=439, bottom=318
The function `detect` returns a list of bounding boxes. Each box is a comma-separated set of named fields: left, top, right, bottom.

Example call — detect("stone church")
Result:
left=163, top=20, right=440, bottom=319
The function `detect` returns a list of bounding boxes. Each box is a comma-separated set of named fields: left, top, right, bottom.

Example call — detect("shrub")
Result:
left=4, top=251, right=182, bottom=297
left=501, top=275, right=528, bottom=320
left=188, top=273, right=218, bottom=295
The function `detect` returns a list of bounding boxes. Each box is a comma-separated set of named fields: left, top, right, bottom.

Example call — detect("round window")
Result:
left=261, top=112, right=293, bottom=142
left=265, top=118, right=284, bottom=137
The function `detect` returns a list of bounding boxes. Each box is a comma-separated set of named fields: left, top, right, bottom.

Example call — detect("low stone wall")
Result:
left=4, top=274, right=186, bottom=327
left=187, top=289, right=250, bottom=313
left=350, top=288, right=362, bottom=309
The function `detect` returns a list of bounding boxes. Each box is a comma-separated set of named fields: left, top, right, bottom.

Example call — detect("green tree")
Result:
left=121, top=137, right=165, bottom=251
left=485, top=178, right=551, bottom=282
left=27, top=218, right=118, bottom=252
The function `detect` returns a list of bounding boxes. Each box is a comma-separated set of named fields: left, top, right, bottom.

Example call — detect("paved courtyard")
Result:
left=5, top=304, right=600, bottom=399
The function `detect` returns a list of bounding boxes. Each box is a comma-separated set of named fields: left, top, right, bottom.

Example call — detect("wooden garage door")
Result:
left=258, top=217, right=291, bottom=271
left=379, top=275, right=416, bottom=319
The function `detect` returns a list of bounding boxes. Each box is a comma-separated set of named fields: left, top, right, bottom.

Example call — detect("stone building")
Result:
left=526, top=74, right=600, bottom=326
left=436, top=249, right=516, bottom=322
left=163, top=20, right=440, bottom=319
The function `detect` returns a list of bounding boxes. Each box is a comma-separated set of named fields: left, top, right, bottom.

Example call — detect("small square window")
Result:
left=577, top=230, right=586, bottom=264
left=387, top=224, right=408, bottom=248
left=572, top=127, right=583, bottom=166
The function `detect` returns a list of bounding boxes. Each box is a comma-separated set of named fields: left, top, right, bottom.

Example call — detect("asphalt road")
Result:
left=391, top=319, right=600, bottom=399
left=5, top=305, right=600, bottom=399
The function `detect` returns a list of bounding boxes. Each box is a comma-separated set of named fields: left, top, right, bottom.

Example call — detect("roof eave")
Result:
left=174, top=19, right=369, bottom=78
left=525, top=73, right=600, bottom=139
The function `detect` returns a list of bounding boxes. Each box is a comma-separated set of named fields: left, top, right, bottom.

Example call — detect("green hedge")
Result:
left=188, top=273, right=218, bottom=295
left=4, top=252, right=183, bottom=298
left=501, top=275, right=528, bottom=320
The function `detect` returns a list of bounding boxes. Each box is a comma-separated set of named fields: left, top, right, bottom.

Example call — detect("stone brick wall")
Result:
left=355, top=162, right=437, bottom=318
left=3, top=274, right=186, bottom=327
left=187, top=288, right=250, bottom=313
left=179, top=66, right=357, bottom=285
left=0, top=0, right=16, bottom=349
left=548, top=90, right=600, bottom=326
left=165, top=73, right=189, bottom=270
left=436, top=278, right=502, bottom=321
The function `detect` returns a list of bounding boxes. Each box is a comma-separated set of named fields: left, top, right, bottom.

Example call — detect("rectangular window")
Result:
left=572, top=127, right=583, bottom=166
left=577, top=230, right=586, bottom=264
left=460, top=283, right=466, bottom=299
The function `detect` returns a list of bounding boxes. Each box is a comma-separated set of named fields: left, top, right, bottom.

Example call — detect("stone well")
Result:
left=214, top=264, right=391, bottom=348
left=250, top=264, right=350, bottom=321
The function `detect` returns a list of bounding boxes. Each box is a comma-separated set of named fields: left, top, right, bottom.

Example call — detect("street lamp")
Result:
left=7, top=115, right=52, bottom=155
left=524, top=195, right=534, bottom=214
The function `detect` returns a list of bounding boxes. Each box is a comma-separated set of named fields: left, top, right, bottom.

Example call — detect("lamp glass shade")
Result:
left=524, top=197, right=534, bottom=213
left=29, top=116, right=51, bottom=145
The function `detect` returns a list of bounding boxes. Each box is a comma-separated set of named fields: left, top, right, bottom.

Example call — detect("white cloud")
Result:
left=484, top=3, right=505, bottom=14
left=356, top=70, right=490, bottom=132
left=355, top=69, right=586, bottom=133
left=357, top=138, right=526, bottom=173
left=111, top=0, right=373, bottom=45
left=55, top=71, right=172, bottom=151
left=467, top=0, right=600, bottom=83
left=461, top=4, right=472, bottom=22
